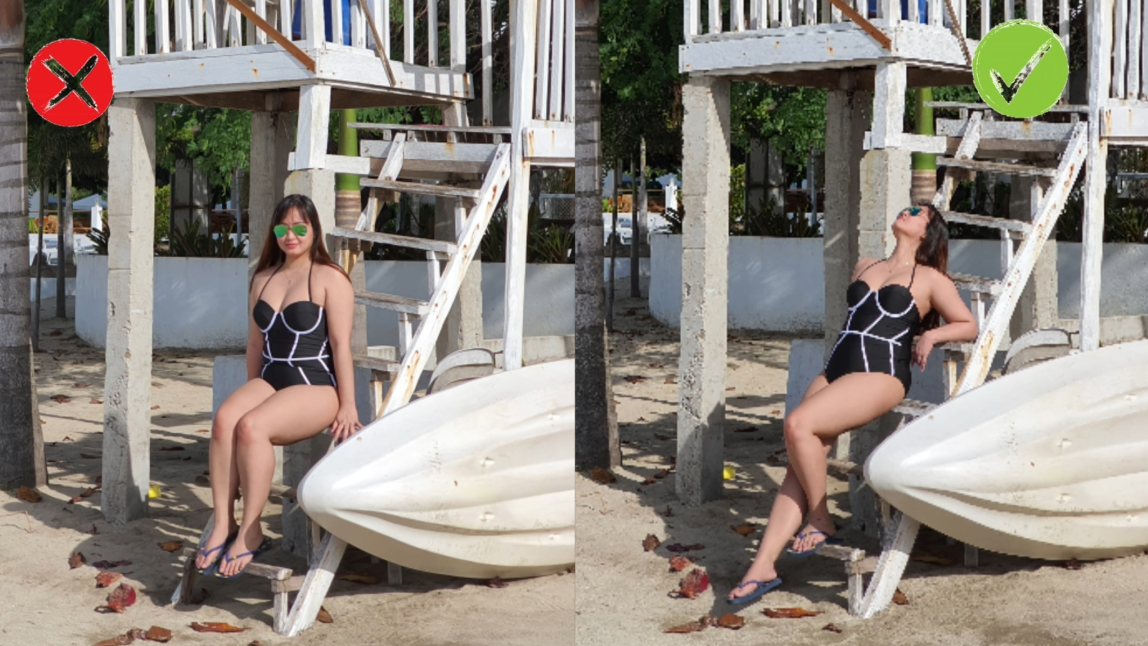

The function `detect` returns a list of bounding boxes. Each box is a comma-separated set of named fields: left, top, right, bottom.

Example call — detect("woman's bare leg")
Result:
left=217, top=384, right=340, bottom=577
left=195, top=378, right=274, bottom=571
left=786, top=372, right=904, bottom=553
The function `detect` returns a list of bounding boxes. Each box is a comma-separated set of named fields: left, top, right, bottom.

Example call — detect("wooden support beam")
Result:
left=356, top=0, right=397, bottom=84
left=827, top=0, right=891, bottom=49
left=222, top=0, right=316, bottom=72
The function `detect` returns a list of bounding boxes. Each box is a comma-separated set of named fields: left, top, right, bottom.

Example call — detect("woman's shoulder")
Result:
left=250, top=265, right=278, bottom=292
left=917, top=264, right=954, bottom=286
left=314, top=261, right=352, bottom=291
left=853, top=257, right=880, bottom=275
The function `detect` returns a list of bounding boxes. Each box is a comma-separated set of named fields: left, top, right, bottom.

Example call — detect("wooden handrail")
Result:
left=828, top=0, right=892, bottom=50
left=355, top=0, right=396, bottom=85
left=221, top=0, right=316, bottom=72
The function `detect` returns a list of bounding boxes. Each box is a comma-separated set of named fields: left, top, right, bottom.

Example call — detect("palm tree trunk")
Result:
left=575, top=0, right=619, bottom=469
left=0, top=1, right=46, bottom=487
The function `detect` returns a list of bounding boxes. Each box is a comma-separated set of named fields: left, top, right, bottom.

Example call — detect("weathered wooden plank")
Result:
left=130, top=0, right=145, bottom=57
left=935, top=117, right=1077, bottom=141
left=281, top=0, right=291, bottom=40
left=870, top=61, right=905, bottom=148
left=156, top=0, right=172, bottom=54
left=427, top=0, right=437, bottom=66
left=223, top=0, right=317, bottom=71
left=332, top=226, right=458, bottom=253
left=863, top=131, right=946, bottom=152
left=1117, top=0, right=1128, bottom=99
left=450, top=0, right=465, bottom=72
left=733, top=0, right=745, bottom=31
left=782, top=0, right=792, bottom=27
left=857, top=513, right=920, bottom=617
left=352, top=354, right=401, bottom=373
left=351, top=0, right=366, bottom=48
left=981, top=0, right=989, bottom=42
left=710, top=0, right=723, bottom=33
left=1081, top=0, right=1113, bottom=351
left=893, top=398, right=936, bottom=418
left=926, top=100, right=1088, bottom=113
left=941, top=210, right=1033, bottom=233
left=549, top=0, right=566, bottom=120
left=524, top=122, right=575, bottom=164
left=828, top=0, right=892, bottom=49
left=563, top=0, right=574, bottom=120
left=205, top=0, right=220, bottom=48
left=331, top=0, right=344, bottom=44
left=1004, top=0, right=1014, bottom=21
left=951, top=271, right=1002, bottom=295
left=281, top=532, right=349, bottom=636
left=360, top=178, right=482, bottom=200
left=295, top=84, right=331, bottom=170
left=194, top=0, right=205, bottom=46
left=482, top=0, right=493, bottom=123
left=358, top=139, right=500, bottom=173
left=227, top=3, right=242, bottom=47
left=1026, top=0, right=1042, bottom=24
left=404, top=0, right=414, bottom=63
left=937, top=157, right=1057, bottom=177
left=534, top=0, right=553, bottom=119
left=356, top=291, right=431, bottom=315
left=1131, top=0, right=1142, bottom=100
left=357, top=0, right=396, bottom=84
left=1142, top=0, right=1148, bottom=99
left=353, top=122, right=512, bottom=134
left=685, top=0, right=699, bottom=43
left=109, top=0, right=126, bottom=62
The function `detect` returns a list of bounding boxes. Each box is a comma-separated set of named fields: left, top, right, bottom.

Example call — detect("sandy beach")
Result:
left=575, top=279, right=1148, bottom=646
left=0, top=297, right=574, bottom=646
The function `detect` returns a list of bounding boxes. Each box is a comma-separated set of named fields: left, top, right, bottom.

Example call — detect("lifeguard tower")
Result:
left=674, top=0, right=1132, bottom=618
left=102, top=0, right=572, bottom=635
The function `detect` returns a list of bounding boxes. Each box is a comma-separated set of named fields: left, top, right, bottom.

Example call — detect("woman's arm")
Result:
left=322, top=265, right=361, bottom=442
left=246, top=275, right=266, bottom=382
left=912, top=270, right=979, bottom=369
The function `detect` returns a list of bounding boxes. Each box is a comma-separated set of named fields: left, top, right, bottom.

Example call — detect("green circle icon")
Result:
left=972, top=20, right=1069, bottom=119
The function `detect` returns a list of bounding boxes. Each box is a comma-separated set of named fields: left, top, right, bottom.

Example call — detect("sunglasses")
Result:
left=274, top=223, right=309, bottom=238
left=904, top=206, right=924, bottom=216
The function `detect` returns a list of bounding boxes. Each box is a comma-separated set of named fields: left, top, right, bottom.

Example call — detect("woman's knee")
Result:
left=211, top=409, right=238, bottom=443
left=234, top=413, right=264, bottom=445
left=783, top=411, right=810, bottom=444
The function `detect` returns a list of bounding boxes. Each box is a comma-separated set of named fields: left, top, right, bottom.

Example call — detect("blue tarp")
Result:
left=291, top=0, right=354, bottom=45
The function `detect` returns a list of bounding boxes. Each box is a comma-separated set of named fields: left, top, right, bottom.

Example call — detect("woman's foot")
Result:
left=790, top=518, right=837, bottom=554
left=217, top=524, right=265, bottom=578
left=727, top=563, right=780, bottom=602
left=194, top=521, right=239, bottom=572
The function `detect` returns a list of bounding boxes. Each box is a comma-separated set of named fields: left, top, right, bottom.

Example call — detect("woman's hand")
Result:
left=913, top=331, right=936, bottom=370
left=329, top=405, right=363, bottom=444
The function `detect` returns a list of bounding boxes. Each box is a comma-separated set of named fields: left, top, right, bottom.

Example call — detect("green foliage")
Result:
left=530, top=223, right=575, bottom=264
left=739, top=197, right=822, bottom=238
left=154, top=185, right=171, bottom=245
left=87, top=221, right=109, bottom=256
left=28, top=218, right=37, bottom=234
left=362, top=198, right=437, bottom=261
left=729, top=164, right=746, bottom=226
left=167, top=219, right=246, bottom=258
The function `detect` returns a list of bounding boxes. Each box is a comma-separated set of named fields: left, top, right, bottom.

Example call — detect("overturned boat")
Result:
left=298, top=359, right=574, bottom=579
left=866, top=339, right=1148, bottom=561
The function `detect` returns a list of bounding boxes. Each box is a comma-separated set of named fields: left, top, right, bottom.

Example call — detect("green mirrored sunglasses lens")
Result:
left=292, top=224, right=308, bottom=236
left=908, top=207, right=922, bottom=216
left=273, top=225, right=288, bottom=237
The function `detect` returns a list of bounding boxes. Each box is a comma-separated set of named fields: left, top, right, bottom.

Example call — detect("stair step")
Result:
left=355, top=291, right=430, bottom=316
left=353, top=354, right=401, bottom=375
left=936, top=341, right=978, bottom=356
left=349, top=122, right=512, bottom=136
left=360, top=178, right=482, bottom=201
left=940, top=210, right=1032, bottom=234
left=331, top=227, right=457, bottom=254
left=894, top=398, right=938, bottom=418
left=937, top=157, right=1058, bottom=178
left=950, top=272, right=1002, bottom=295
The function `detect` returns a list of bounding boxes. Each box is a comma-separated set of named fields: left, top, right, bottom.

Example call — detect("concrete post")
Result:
left=279, top=168, right=335, bottom=559
left=248, top=108, right=293, bottom=277
left=437, top=103, right=483, bottom=360
left=676, top=76, right=730, bottom=506
left=103, top=98, right=156, bottom=525
left=1009, top=176, right=1057, bottom=340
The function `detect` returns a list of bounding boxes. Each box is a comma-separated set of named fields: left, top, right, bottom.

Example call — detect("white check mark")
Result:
left=990, top=38, right=1055, bottom=104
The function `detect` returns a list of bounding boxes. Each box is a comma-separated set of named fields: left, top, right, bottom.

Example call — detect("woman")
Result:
left=193, top=194, right=362, bottom=579
left=728, top=203, right=978, bottom=605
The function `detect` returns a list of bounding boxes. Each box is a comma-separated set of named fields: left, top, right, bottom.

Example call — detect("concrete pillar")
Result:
left=1009, top=176, right=1057, bottom=340
left=102, top=98, right=156, bottom=525
left=279, top=168, right=335, bottom=559
left=248, top=107, right=293, bottom=277
left=676, top=76, right=730, bottom=506
left=436, top=103, right=483, bottom=360
left=858, top=148, right=913, bottom=260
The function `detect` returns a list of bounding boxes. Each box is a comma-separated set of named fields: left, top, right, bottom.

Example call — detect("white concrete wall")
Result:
left=77, top=255, right=574, bottom=349
left=29, top=277, right=76, bottom=301
left=650, top=236, right=1148, bottom=332
left=603, top=257, right=651, bottom=281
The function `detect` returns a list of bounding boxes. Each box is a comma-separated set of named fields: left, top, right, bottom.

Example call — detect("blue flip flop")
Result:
left=784, top=530, right=844, bottom=559
left=214, top=536, right=273, bottom=580
left=727, top=578, right=783, bottom=606
left=194, top=529, right=238, bottom=575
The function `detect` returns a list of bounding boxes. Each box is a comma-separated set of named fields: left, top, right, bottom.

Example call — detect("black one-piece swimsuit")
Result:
left=253, top=263, right=337, bottom=391
left=824, top=260, right=921, bottom=395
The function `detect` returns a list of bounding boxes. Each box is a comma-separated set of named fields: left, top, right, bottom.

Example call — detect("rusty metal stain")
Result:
left=252, top=68, right=258, bottom=78
left=828, top=46, right=834, bottom=56
left=527, top=129, right=536, bottom=158
left=1104, top=109, right=1112, bottom=135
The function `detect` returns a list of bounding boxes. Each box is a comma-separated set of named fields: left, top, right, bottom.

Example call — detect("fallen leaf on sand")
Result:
left=17, top=486, right=41, bottom=503
left=334, top=573, right=381, bottom=585
left=648, top=363, right=664, bottom=369
left=87, top=524, right=99, bottom=535
left=675, top=569, right=710, bottom=599
left=566, top=565, right=575, bottom=574
left=763, top=608, right=822, bottom=619
left=642, top=534, right=661, bottom=552
left=69, top=496, right=83, bottom=504
left=51, top=394, right=71, bottom=404
left=669, top=556, right=692, bottom=572
left=1065, top=559, right=1083, bottom=570
left=92, top=560, right=132, bottom=569
left=62, top=435, right=74, bottom=442
left=823, top=623, right=844, bottom=633
left=95, top=572, right=122, bottom=588
left=892, top=589, right=910, bottom=605
left=69, top=552, right=86, bottom=569
left=624, top=375, right=647, bottom=384
left=487, top=577, right=508, bottom=588
left=665, top=617, right=711, bottom=634
left=732, top=524, right=757, bottom=537
left=725, top=386, right=735, bottom=391
left=190, top=622, right=246, bottom=633
left=641, top=477, right=657, bottom=485
left=661, top=506, right=674, bottom=517
left=664, top=543, right=705, bottom=553
left=664, top=378, right=677, bottom=385
left=316, top=607, right=333, bottom=623
left=73, top=383, right=89, bottom=389
left=654, top=468, right=670, bottom=479
left=157, top=446, right=184, bottom=452
left=770, top=409, right=781, bottom=415
left=194, top=475, right=210, bottom=485
left=589, top=468, right=616, bottom=484
left=733, top=425, right=758, bottom=433
left=81, top=454, right=101, bottom=459
left=157, top=541, right=183, bottom=552
left=90, top=399, right=102, bottom=404
left=99, top=583, right=137, bottom=613
left=717, top=613, right=745, bottom=629
left=637, top=416, right=647, bottom=422
left=195, top=428, right=209, bottom=434
left=911, top=554, right=955, bottom=567
left=79, top=486, right=97, bottom=498
left=92, top=634, right=133, bottom=646
left=150, top=405, right=160, bottom=410
left=144, top=626, right=172, bottom=642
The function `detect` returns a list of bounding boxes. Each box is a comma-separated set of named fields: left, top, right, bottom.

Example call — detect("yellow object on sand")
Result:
left=148, top=485, right=161, bottom=499
left=723, top=466, right=736, bottom=481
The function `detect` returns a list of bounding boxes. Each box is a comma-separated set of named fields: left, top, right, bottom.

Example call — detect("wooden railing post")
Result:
left=156, top=0, right=171, bottom=53
left=709, top=0, right=722, bottom=33
left=110, top=0, right=126, bottom=63
left=428, top=0, right=438, bottom=66
left=306, top=0, right=325, bottom=47
left=535, top=0, right=552, bottom=118
left=133, top=0, right=147, bottom=56
left=450, top=0, right=465, bottom=72
left=482, top=0, right=493, bottom=123
left=404, top=0, right=414, bottom=63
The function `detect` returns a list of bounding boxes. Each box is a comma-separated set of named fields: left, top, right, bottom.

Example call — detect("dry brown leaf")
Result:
left=195, top=428, right=209, bottom=433
left=731, top=523, right=757, bottom=537
left=190, top=622, right=246, bottom=633
left=316, top=607, right=333, bottom=623
left=589, top=467, right=616, bottom=484
left=157, top=541, right=183, bottom=553
left=150, top=405, right=160, bottom=410
left=69, top=552, right=86, bottom=569
left=91, top=634, right=133, bottom=646
left=654, top=468, right=670, bottom=479
left=334, top=572, right=381, bottom=585
left=1065, top=559, right=1083, bottom=570
left=73, top=383, right=89, bottom=389
left=80, top=486, right=97, bottom=498
left=87, top=524, right=99, bottom=535
left=640, top=477, right=657, bottom=485
left=669, top=556, right=692, bottom=572
left=194, top=475, right=210, bottom=485
left=90, top=398, right=102, bottom=404
left=95, top=572, right=122, bottom=588
left=51, top=394, right=71, bottom=404
left=487, top=577, right=508, bottom=588
left=661, top=506, right=674, bottom=517
left=664, top=543, right=705, bottom=553
left=642, top=534, right=661, bottom=552
left=648, top=363, right=664, bottom=369
left=91, top=560, right=131, bottom=569
left=62, top=435, right=74, bottom=442
left=676, top=569, right=711, bottom=599
left=892, top=589, right=910, bottom=605
left=664, top=618, right=708, bottom=634
left=99, top=583, right=137, bottom=613
left=624, top=375, right=647, bottom=384
left=763, top=607, right=822, bottom=619
left=143, top=626, right=172, bottom=643
left=664, top=377, right=677, bottom=385
left=725, top=386, right=735, bottom=391
left=823, top=623, right=843, bottom=633
left=733, top=425, right=758, bottom=433
left=716, top=613, right=745, bottom=629
left=16, top=486, right=42, bottom=503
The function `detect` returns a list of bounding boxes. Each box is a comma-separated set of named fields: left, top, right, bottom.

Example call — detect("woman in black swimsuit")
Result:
left=728, top=203, right=978, bottom=605
left=194, top=194, right=361, bottom=579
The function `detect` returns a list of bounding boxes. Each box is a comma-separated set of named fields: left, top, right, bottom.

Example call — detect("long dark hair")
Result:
left=913, top=202, right=950, bottom=331
left=249, top=194, right=350, bottom=291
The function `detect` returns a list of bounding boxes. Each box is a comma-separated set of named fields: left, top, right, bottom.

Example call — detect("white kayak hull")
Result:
left=866, top=339, right=1148, bottom=561
left=298, top=359, right=574, bottom=579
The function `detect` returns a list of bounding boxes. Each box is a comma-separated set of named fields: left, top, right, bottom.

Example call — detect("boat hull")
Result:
left=298, top=359, right=574, bottom=579
left=866, top=339, right=1148, bottom=561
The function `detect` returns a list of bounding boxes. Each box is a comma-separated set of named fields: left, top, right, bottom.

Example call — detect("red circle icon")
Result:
left=26, top=39, right=114, bottom=127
